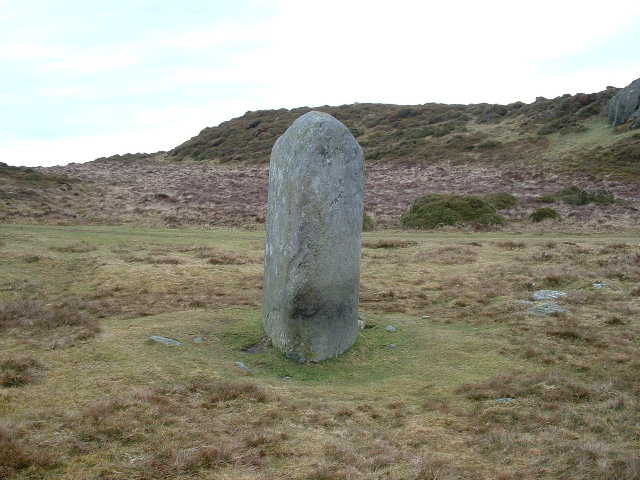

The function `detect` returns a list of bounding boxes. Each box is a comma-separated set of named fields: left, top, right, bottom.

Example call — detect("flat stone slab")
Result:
left=149, top=335, right=182, bottom=346
left=532, top=290, right=567, bottom=301
left=234, top=361, right=253, bottom=375
left=495, top=397, right=517, bottom=404
left=528, top=302, right=567, bottom=316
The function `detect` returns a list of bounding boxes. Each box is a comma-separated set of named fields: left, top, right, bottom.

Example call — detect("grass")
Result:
left=0, top=223, right=639, bottom=479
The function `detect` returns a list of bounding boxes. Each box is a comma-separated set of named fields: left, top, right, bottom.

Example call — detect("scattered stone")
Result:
left=592, top=282, right=606, bottom=289
left=495, top=397, right=516, bottom=404
left=385, top=325, right=397, bottom=332
left=528, top=302, right=567, bottom=316
left=532, top=290, right=567, bottom=301
left=358, top=316, right=366, bottom=330
left=282, top=376, right=292, bottom=380
left=387, top=343, right=397, bottom=349
left=609, top=77, right=640, bottom=129
left=241, top=336, right=271, bottom=354
left=262, top=111, right=365, bottom=362
left=234, top=361, right=253, bottom=375
left=517, top=300, right=535, bottom=305
left=192, top=336, right=205, bottom=343
left=421, top=315, right=431, bottom=319
left=149, top=335, right=182, bottom=346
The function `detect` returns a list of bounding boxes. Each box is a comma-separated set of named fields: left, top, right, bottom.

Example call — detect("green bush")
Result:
left=529, top=207, right=559, bottom=222
left=484, top=192, right=518, bottom=210
left=538, top=186, right=617, bottom=206
left=557, top=186, right=616, bottom=205
left=400, top=194, right=506, bottom=229
left=363, top=213, right=375, bottom=232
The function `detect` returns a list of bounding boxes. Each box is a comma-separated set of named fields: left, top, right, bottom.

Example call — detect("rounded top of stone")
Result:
left=270, top=110, right=363, bottom=165
left=288, top=110, right=351, bottom=133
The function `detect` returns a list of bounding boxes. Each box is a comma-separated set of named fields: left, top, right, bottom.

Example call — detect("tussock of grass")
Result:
left=494, top=240, right=526, bottom=249
left=0, top=297, right=100, bottom=346
left=0, top=356, right=42, bottom=387
left=362, top=239, right=417, bottom=249
left=50, top=241, right=97, bottom=253
left=0, top=424, right=54, bottom=478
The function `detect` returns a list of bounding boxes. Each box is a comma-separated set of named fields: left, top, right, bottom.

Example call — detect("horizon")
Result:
left=2, top=0, right=639, bottom=167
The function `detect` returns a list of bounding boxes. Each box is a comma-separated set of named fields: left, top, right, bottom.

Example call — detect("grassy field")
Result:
left=1, top=224, right=639, bottom=479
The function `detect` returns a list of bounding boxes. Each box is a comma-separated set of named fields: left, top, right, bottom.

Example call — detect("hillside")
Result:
left=2, top=86, right=640, bottom=228
left=166, top=87, right=640, bottom=181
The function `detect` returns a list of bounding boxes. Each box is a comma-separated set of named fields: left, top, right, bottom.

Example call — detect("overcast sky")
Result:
left=2, top=0, right=640, bottom=167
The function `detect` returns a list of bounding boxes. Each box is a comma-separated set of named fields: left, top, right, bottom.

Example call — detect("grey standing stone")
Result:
left=263, top=111, right=364, bottom=362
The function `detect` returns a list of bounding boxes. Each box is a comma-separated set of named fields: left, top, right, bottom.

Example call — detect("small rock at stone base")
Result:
left=234, top=361, right=253, bottom=375
left=528, top=302, right=567, bottom=316
left=532, top=290, right=567, bottom=301
left=149, top=335, right=182, bottom=346
left=517, top=300, right=535, bottom=305
left=385, top=325, right=397, bottom=332
left=192, top=336, right=205, bottom=343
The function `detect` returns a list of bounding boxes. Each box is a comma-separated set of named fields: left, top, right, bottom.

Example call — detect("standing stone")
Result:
left=263, top=111, right=364, bottom=362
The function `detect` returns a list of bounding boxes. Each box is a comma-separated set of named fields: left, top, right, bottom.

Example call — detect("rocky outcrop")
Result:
left=608, top=78, right=640, bottom=128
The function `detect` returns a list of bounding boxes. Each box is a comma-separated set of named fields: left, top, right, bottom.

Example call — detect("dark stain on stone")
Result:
left=291, top=285, right=322, bottom=319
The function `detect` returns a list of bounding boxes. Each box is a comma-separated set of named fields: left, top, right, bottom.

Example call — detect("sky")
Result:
left=1, top=0, right=640, bottom=167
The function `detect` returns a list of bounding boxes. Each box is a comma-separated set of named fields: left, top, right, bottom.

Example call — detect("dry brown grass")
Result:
left=416, top=245, right=479, bottom=265
left=0, top=356, right=42, bottom=387
left=0, top=424, right=54, bottom=478
left=2, top=225, right=640, bottom=479
left=0, top=297, right=100, bottom=347
left=363, top=239, right=418, bottom=249
left=50, top=241, right=97, bottom=253
left=494, top=240, right=526, bottom=249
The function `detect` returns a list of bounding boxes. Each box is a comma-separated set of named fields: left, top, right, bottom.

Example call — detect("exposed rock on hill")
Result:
left=609, top=78, right=640, bottom=129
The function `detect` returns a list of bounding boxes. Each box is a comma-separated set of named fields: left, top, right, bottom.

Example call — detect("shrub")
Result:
left=362, top=213, right=375, bottom=232
left=541, top=186, right=618, bottom=206
left=484, top=192, right=518, bottom=210
left=400, top=194, right=505, bottom=229
left=529, top=207, right=559, bottom=222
